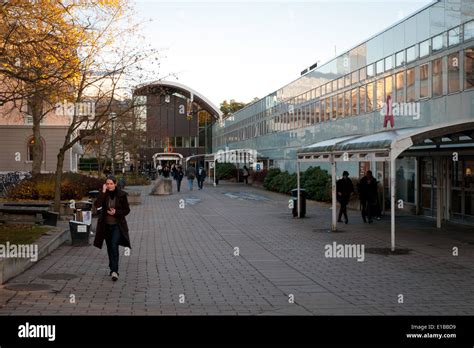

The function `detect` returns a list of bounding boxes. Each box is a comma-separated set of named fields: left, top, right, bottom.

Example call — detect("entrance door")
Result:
left=421, top=157, right=438, bottom=217
left=451, top=157, right=474, bottom=224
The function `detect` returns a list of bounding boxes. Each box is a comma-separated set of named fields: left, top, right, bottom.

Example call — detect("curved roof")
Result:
left=134, top=80, right=223, bottom=120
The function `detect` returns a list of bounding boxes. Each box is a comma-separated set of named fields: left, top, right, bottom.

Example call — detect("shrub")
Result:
left=116, top=174, right=150, bottom=186
left=216, top=163, right=237, bottom=180
left=263, top=168, right=281, bottom=190
left=300, top=166, right=331, bottom=201
left=8, top=173, right=104, bottom=200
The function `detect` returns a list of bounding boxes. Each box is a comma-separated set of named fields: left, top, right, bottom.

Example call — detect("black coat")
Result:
left=358, top=176, right=378, bottom=204
left=93, top=189, right=131, bottom=249
left=336, top=177, right=354, bottom=204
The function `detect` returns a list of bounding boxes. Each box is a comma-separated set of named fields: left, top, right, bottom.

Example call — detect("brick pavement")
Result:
left=0, top=180, right=473, bottom=315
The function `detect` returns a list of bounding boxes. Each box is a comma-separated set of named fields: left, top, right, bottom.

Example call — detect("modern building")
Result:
left=213, top=0, right=474, bottom=225
left=133, top=80, right=222, bottom=168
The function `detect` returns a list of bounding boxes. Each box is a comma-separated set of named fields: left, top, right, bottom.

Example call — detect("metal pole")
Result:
left=331, top=157, right=337, bottom=231
left=213, top=159, right=216, bottom=186
left=111, top=117, right=115, bottom=175
left=390, top=155, right=396, bottom=251
left=122, top=135, right=125, bottom=173
left=297, top=161, right=301, bottom=218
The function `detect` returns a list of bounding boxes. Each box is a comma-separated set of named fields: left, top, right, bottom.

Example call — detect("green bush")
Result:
left=116, top=174, right=150, bottom=186
left=215, top=163, right=237, bottom=180
left=262, top=166, right=331, bottom=202
left=263, top=168, right=281, bottom=190
left=8, top=173, right=103, bottom=200
left=300, top=166, right=331, bottom=201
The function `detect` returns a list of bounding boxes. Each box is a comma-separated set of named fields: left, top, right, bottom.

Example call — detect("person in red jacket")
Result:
left=93, top=176, right=131, bottom=281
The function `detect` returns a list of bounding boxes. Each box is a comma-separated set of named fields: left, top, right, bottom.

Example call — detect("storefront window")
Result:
left=396, top=157, right=416, bottom=204
left=448, top=52, right=460, bottom=93
left=396, top=71, right=405, bottom=103
left=376, top=79, right=384, bottom=110
left=366, top=82, right=374, bottom=112
left=464, top=48, right=474, bottom=90
left=420, top=63, right=429, bottom=98
left=359, top=85, right=366, bottom=114
left=406, top=68, right=415, bottom=102
left=432, top=58, right=443, bottom=97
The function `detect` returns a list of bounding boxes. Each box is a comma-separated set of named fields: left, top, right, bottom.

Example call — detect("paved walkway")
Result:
left=0, top=180, right=473, bottom=315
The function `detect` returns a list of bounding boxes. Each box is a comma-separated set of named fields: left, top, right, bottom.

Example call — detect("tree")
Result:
left=220, top=99, right=248, bottom=117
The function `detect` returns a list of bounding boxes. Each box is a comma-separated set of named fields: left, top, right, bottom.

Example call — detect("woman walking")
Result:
left=93, top=176, right=131, bottom=281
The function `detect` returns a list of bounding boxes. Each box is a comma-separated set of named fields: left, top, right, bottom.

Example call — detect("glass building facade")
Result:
left=213, top=0, right=474, bottom=223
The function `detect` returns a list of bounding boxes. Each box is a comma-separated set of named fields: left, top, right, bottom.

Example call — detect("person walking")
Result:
left=358, top=170, right=378, bottom=223
left=186, top=164, right=196, bottom=191
left=242, top=166, right=250, bottom=185
left=171, top=164, right=177, bottom=180
left=93, top=176, right=131, bottom=281
left=162, top=165, right=170, bottom=178
left=336, top=171, right=354, bottom=224
left=197, top=166, right=207, bottom=190
left=175, top=165, right=184, bottom=192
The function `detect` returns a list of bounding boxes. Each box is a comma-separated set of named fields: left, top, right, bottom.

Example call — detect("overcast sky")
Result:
left=133, top=0, right=432, bottom=107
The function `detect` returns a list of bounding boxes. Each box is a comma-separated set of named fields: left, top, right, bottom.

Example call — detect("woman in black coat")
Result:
left=93, top=176, right=131, bottom=281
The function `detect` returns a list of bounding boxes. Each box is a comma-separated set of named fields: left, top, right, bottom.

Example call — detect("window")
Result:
left=27, top=137, right=44, bottom=162
left=448, top=52, right=460, bottom=93
left=385, top=75, right=393, bottom=99
left=331, top=96, right=336, bottom=120
left=332, top=80, right=337, bottom=92
left=338, top=77, right=344, bottom=90
left=359, top=85, right=366, bottom=114
left=396, top=50, right=405, bottom=67
left=448, top=27, right=460, bottom=46
left=314, top=102, right=320, bottom=123
left=351, top=88, right=358, bottom=115
left=367, top=64, right=374, bottom=78
left=345, top=74, right=351, bottom=87
left=366, top=82, right=374, bottom=112
left=320, top=99, right=326, bottom=122
left=176, top=136, right=183, bottom=147
left=337, top=94, right=343, bottom=118
left=316, top=87, right=320, bottom=98
left=432, top=58, right=443, bottom=97
left=419, top=63, right=429, bottom=98
left=351, top=70, right=359, bottom=84
left=376, top=60, right=384, bottom=75
left=325, top=82, right=331, bottom=94
left=376, top=79, right=384, bottom=110
left=359, top=67, right=367, bottom=81
left=465, top=48, right=474, bottom=90
left=465, top=20, right=474, bottom=41
left=406, top=45, right=417, bottom=63
left=432, top=33, right=445, bottom=52
left=385, top=56, right=393, bottom=71
left=396, top=71, right=405, bottom=103
left=420, top=39, right=430, bottom=57
left=344, top=91, right=351, bottom=116
left=406, top=68, right=415, bottom=102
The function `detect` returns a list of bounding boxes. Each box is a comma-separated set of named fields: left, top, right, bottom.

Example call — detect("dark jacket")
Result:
left=336, top=177, right=354, bottom=204
left=93, top=189, right=131, bottom=249
left=197, top=168, right=207, bottom=180
left=186, top=166, right=196, bottom=180
left=358, top=176, right=378, bottom=204
left=175, top=170, right=184, bottom=181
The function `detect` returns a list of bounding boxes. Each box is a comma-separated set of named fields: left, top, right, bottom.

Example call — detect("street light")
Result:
left=109, top=112, right=117, bottom=174
left=121, top=132, right=126, bottom=174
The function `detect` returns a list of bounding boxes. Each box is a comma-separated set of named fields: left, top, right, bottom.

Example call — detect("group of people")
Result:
left=156, top=162, right=207, bottom=192
left=336, top=170, right=382, bottom=224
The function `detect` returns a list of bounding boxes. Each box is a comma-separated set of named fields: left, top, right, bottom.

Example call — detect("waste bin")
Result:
left=69, top=220, right=91, bottom=246
left=291, top=188, right=306, bottom=217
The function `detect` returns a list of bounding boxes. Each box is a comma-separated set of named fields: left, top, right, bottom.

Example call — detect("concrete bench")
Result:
left=150, top=178, right=173, bottom=195
left=0, top=205, right=58, bottom=226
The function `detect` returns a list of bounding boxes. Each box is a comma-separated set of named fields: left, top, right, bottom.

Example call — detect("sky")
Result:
left=133, top=0, right=433, bottom=108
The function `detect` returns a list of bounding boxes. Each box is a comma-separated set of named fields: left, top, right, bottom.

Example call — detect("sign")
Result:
left=77, top=225, right=87, bottom=233
left=253, top=162, right=263, bottom=172
left=209, top=162, right=215, bottom=169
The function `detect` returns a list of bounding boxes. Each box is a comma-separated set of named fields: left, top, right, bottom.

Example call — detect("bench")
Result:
left=0, top=205, right=58, bottom=226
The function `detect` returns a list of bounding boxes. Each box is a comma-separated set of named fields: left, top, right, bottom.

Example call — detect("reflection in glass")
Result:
left=385, top=56, right=393, bottom=71
left=406, top=68, right=415, bottom=102
left=385, top=75, right=393, bottom=99
left=396, top=157, right=415, bottom=204
left=465, top=20, right=474, bottom=41
left=464, top=48, right=474, bottom=90
left=359, top=85, right=366, bottom=114
left=359, top=67, right=367, bottom=81
left=432, top=33, right=445, bottom=52
left=406, top=45, right=416, bottom=63
left=366, top=82, right=374, bottom=112
left=326, top=97, right=331, bottom=121
left=432, top=58, right=443, bottom=97
left=351, top=88, right=358, bottom=115
left=337, top=94, right=343, bottom=118
left=352, top=70, right=359, bottom=84
left=448, top=53, right=460, bottom=93
left=331, top=96, right=337, bottom=120
left=345, top=74, right=351, bottom=87
left=448, top=27, right=460, bottom=46
left=344, top=91, right=350, bottom=117
left=376, top=60, right=384, bottom=75
left=396, top=50, right=405, bottom=67
left=419, top=39, right=430, bottom=57
left=367, top=64, right=374, bottom=77
left=420, top=63, right=429, bottom=98
left=376, top=79, right=384, bottom=110
left=396, top=71, right=405, bottom=103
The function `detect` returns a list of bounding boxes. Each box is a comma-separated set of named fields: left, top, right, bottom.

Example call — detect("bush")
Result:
left=250, top=168, right=267, bottom=183
left=262, top=166, right=331, bottom=202
left=116, top=174, right=150, bottom=186
left=215, top=163, right=237, bottom=180
left=8, top=173, right=103, bottom=200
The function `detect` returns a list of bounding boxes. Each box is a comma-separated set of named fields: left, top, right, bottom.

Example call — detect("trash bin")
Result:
left=291, top=188, right=306, bottom=217
left=69, top=220, right=91, bottom=246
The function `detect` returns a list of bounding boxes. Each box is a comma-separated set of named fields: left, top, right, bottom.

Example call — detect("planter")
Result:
left=126, top=190, right=142, bottom=204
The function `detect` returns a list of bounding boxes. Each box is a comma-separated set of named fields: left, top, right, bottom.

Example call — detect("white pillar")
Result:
left=436, top=158, right=442, bottom=228
left=390, top=155, right=396, bottom=251
left=331, top=158, right=337, bottom=232
left=297, top=161, right=301, bottom=218
left=213, top=160, right=216, bottom=187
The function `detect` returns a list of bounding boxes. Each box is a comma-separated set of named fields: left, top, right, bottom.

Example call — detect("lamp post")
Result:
left=121, top=133, right=126, bottom=174
left=110, top=112, right=117, bottom=174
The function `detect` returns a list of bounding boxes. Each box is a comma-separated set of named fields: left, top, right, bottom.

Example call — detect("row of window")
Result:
left=218, top=19, right=474, bottom=139
left=146, top=136, right=200, bottom=149
left=217, top=47, right=474, bottom=145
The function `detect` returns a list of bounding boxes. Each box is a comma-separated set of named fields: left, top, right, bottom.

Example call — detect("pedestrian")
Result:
left=118, top=176, right=126, bottom=190
left=242, top=165, right=249, bottom=184
left=357, top=170, right=378, bottom=224
left=171, top=164, right=177, bottom=179
left=197, top=165, right=207, bottom=190
left=163, top=165, right=170, bottom=178
left=336, top=171, right=354, bottom=224
left=93, top=175, right=131, bottom=281
left=157, top=163, right=163, bottom=176
left=186, top=164, right=196, bottom=191
left=175, top=165, right=184, bottom=192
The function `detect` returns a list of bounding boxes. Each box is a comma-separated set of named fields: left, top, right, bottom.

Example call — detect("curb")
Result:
left=0, top=222, right=70, bottom=285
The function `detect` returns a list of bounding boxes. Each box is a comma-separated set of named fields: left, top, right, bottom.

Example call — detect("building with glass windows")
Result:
left=213, top=0, right=474, bottom=224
